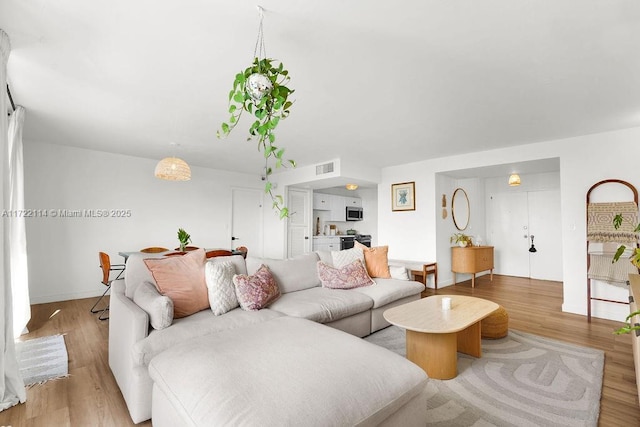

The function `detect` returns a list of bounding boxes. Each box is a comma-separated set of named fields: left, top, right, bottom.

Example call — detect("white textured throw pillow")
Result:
left=388, top=264, right=410, bottom=280
left=205, top=260, right=239, bottom=315
left=133, top=281, right=174, bottom=330
left=331, top=247, right=365, bottom=268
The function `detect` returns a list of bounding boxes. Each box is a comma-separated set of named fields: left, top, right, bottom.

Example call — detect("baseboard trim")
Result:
left=30, top=286, right=114, bottom=304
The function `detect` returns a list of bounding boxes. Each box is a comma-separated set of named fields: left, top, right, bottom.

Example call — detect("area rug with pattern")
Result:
left=15, top=334, right=69, bottom=387
left=364, top=326, right=604, bottom=426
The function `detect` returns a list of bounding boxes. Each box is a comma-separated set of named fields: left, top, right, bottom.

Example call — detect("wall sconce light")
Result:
left=345, top=183, right=358, bottom=190
left=508, top=174, right=521, bottom=186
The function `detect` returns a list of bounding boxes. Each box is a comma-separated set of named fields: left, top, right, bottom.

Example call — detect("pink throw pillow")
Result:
left=233, top=264, right=281, bottom=311
left=317, top=260, right=374, bottom=290
left=143, top=248, right=208, bottom=318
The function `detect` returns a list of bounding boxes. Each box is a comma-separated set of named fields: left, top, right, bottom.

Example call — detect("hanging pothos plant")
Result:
left=217, top=57, right=296, bottom=219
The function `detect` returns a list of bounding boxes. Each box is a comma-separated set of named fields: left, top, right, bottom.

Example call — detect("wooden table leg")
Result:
left=433, top=264, right=438, bottom=290
left=471, top=273, right=476, bottom=288
left=456, top=321, right=482, bottom=358
left=406, top=329, right=457, bottom=379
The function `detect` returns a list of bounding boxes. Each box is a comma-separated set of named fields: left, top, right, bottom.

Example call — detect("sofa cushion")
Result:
left=148, top=316, right=428, bottom=426
left=245, top=253, right=320, bottom=293
left=317, top=260, right=374, bottom=290
left=133, top=281, right=174, bottom=330
left=233, top=264, right=281, bottom=311
left=331, top=247, right=364, bottom=268
left=205, top=260, right=239, bottom=316
left=351, top=278, right=424, bottom=309
left=388, top=263, right=410, bottom=280
left=124, top=253, right=247, bottom=300
left=132, top=308, right=284, bottom=367
left=315, top=250, right=333, bottom=266
left=143, top=249, right=209, bottom=318
left=356, top=241, right=391, bottom=278
left=267, top=287, right=373, bottom=323
left=207, top=254, right=248, bottom=276
left=125, top=252, right=163, bottom=298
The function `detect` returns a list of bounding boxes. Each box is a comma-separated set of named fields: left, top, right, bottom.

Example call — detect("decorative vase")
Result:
left=180, top=243, right=186, bottom=252
left=246, top=73, right=272, bottom=101
left=458, top=241, right=468, bottom=248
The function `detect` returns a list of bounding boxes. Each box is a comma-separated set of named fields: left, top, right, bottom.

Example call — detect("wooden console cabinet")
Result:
left=451, top=246, right=494, bottom=288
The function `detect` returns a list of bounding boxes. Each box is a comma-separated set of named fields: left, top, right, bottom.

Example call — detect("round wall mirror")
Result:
left=452, top=188, right=470, bottom=230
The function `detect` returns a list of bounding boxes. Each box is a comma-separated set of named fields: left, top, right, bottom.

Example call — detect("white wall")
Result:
left=265, top=158, right=382, bottom=257
left=24, top=142, right=264, bottom=303
left=484, top=171, right=560, bottom=195
left=433, top=177, right=486, bottom=287
left=379, top=126, right=640, bottom=322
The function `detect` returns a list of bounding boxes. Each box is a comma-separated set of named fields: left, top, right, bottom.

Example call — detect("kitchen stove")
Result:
left=355, top=234, right=372, bottom=247
left=339, top=234, right=372, bottom=250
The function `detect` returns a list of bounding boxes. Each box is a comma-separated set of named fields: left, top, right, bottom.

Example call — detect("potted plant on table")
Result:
left=177, top=228, right=191, bottom=252
left=450, top=233, right=473, bottom=247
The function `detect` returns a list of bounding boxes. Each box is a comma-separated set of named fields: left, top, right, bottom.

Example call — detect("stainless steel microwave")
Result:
left=346, top=206, right=363, bottom=221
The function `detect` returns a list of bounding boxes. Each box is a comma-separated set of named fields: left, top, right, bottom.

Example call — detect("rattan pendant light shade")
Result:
left=154, top=156, right=191, bottom=181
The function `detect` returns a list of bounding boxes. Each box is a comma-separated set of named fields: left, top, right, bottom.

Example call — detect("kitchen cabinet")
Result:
left=313, top=236, right=340, bottom=252
left=344, top=197, right=362, bottom=208
left=313, top=193, right=362, bottom=221
left=330, top=196, right=346, bottom=221
left=313, top=193, right=331, bottom=210
left=451, top=246, right=494, bottom=288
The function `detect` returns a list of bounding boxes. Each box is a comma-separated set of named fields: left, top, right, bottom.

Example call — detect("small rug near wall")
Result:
left=364, top=326, right=604, bottom=427
left=15, top=334, right=69, bottom=387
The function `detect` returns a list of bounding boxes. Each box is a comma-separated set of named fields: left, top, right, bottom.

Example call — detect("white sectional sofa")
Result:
left=109, top=250, right=426, bottom=424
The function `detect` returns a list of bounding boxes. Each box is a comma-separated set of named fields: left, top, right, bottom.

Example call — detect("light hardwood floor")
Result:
left=0, top=275, right=639, bottom=426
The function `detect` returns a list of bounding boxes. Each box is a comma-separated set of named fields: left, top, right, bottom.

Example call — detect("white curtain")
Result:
left=8, top=106, right=30, bottom=337
left=0, top=28, right=26, bottom=412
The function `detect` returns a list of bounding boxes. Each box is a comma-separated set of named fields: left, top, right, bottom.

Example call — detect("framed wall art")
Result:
left=391, top=181, right=415, bottom=211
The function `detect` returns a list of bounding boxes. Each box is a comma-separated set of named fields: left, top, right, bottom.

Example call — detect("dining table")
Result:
left=118, top=248, right=244, bottom=262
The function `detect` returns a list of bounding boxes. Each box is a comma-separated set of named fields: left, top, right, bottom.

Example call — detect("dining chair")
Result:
left=206, top=249, right=233, bottom=258
left=140, top=246, right=169, bottom=253
left=235, top=246, right=248, bottom=258
left=90, top=252, right=125, bottom=321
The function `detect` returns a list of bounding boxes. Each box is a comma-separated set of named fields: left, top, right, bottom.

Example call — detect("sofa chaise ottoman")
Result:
left=149, top=316, right=429, bottom=426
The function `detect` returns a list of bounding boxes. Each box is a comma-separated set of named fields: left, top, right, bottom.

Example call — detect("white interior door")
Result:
left=487, top=192, right=530, bottom=277
left=287, top=188, right=311, bottom=258
left=487, top=190, right=563, bottom=281
left=528, top=190, right=563, bottom=281
left=231, top=188, right=263, bottom=258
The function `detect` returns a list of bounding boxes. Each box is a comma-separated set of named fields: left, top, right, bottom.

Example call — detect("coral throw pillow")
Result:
left=143, top=248, right=209, bottom=318
left=233, top=264, right=281, bottom=311
left=317, top=260, right=374, bottom=289
left=355, top=241, right=391, bottom=278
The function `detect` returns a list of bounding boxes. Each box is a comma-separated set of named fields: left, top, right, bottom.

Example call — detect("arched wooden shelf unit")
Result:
left=586, top=179, right=639, bottom=322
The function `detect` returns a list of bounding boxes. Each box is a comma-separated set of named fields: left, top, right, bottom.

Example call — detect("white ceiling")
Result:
left=2, top=1, right=639, bottom=180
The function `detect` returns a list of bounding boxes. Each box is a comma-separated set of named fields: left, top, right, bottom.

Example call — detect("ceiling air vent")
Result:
left=316, top=162, right=334, bottom=175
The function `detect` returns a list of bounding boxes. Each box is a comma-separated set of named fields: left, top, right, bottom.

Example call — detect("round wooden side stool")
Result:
left=481, top=305, right=509, bottom=339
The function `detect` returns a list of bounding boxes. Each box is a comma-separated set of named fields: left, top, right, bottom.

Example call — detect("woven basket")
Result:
left=481, top=306, right=509, bottom=339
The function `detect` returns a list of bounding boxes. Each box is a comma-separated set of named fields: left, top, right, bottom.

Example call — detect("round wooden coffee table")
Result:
left=383, top=295, right=499, bottom=379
